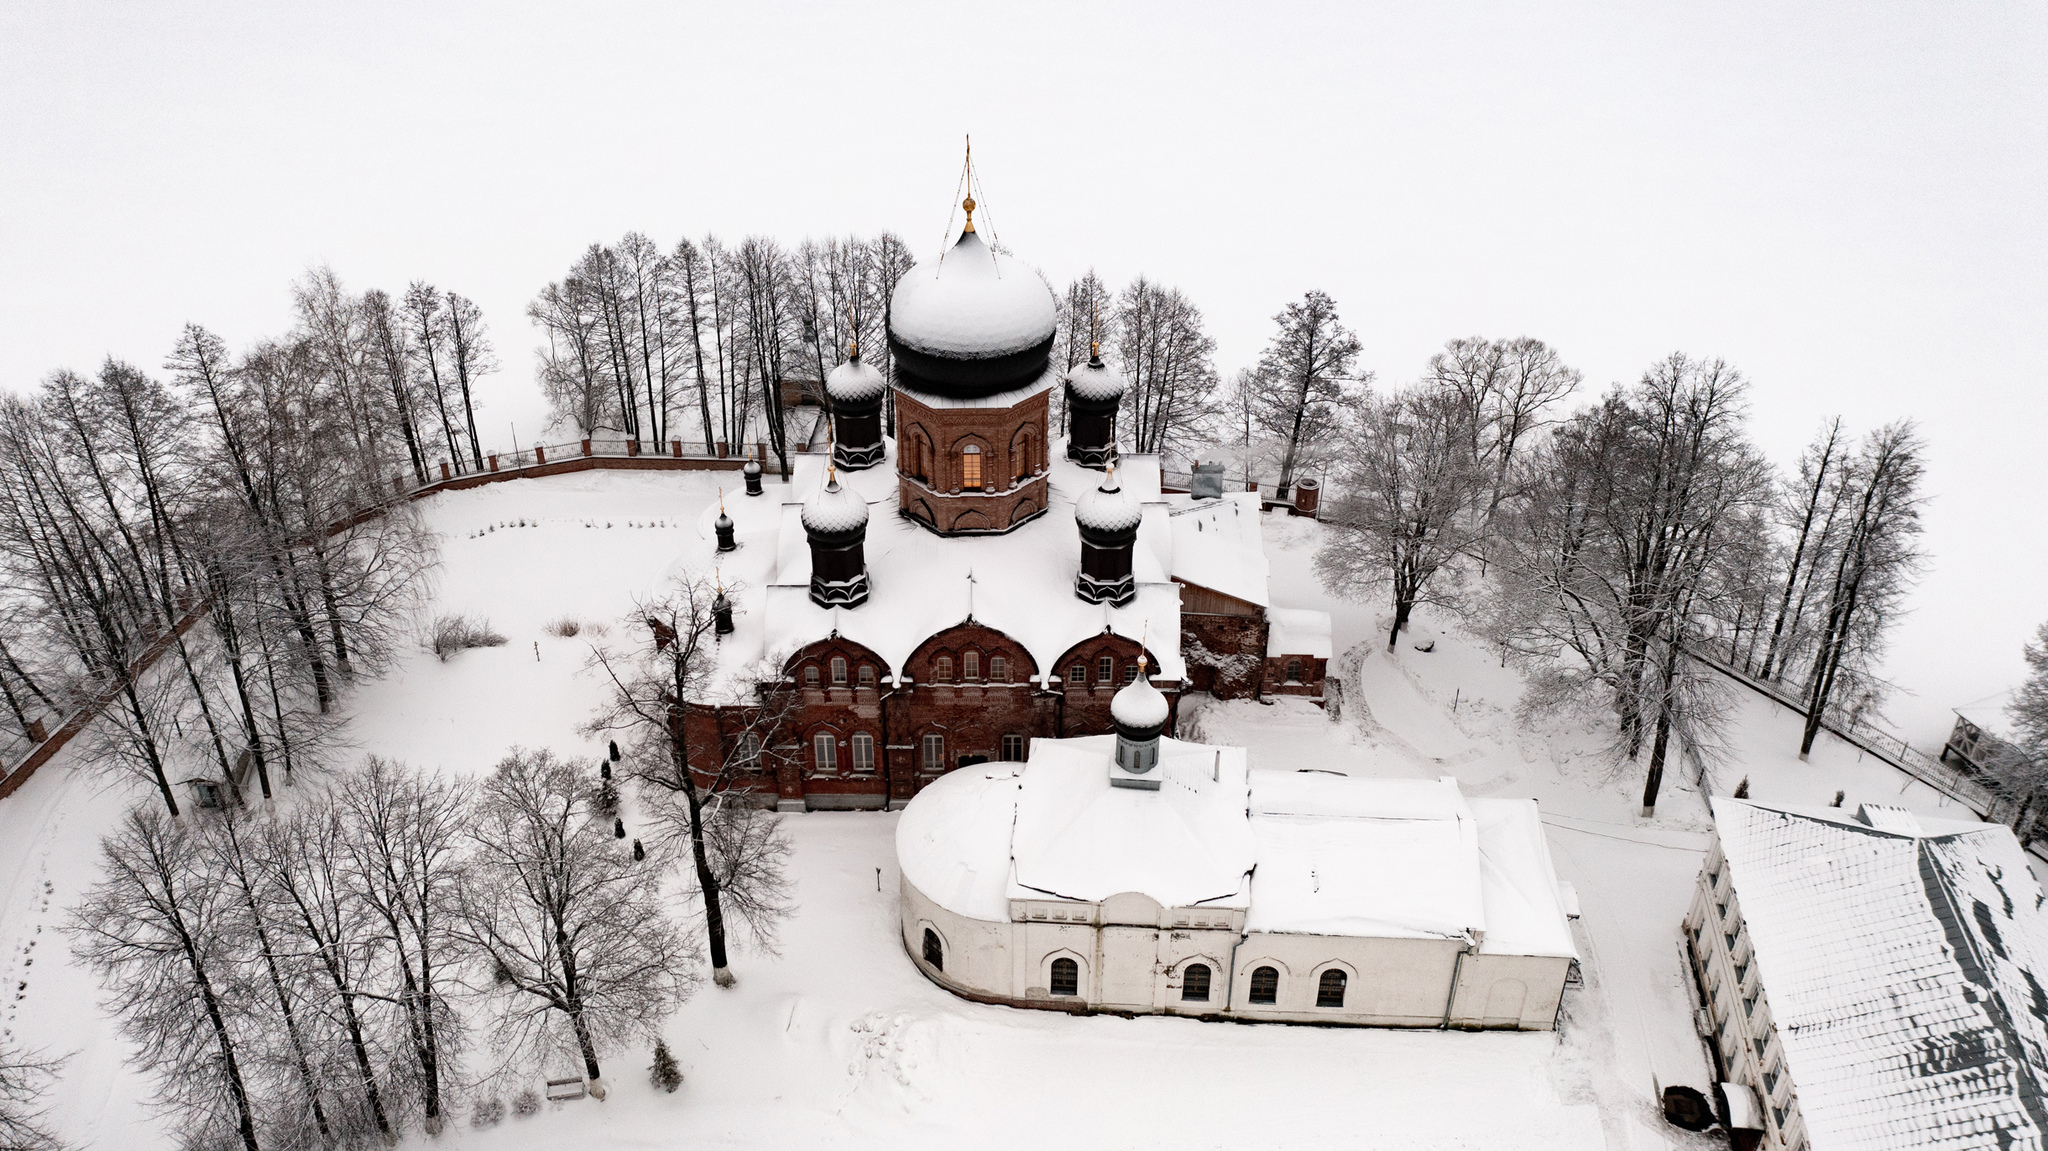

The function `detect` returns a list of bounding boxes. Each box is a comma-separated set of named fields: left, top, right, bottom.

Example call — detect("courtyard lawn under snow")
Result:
left=0, top=470, right=2010, bottom=1149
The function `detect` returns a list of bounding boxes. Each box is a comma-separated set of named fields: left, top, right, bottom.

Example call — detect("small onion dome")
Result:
left=1074, top=471, right=1141, bottom=535
left=1064, top=348, right=1126, bottom=404
left=800, top=475, right=870, bottom=541
left=825, top=350, right=888, bottom=407
left=715, top=509, right=734, bottom=533
left=742, top=457, right=763, bottom=477
left=888, top=227, right=1056, bottom=396
left=1110, top=673, right=1169, bottom=734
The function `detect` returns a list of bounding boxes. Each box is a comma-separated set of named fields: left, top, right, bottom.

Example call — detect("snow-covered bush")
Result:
left=471, top=1096, right=505, bottom=1127
left=430, top=614, right=507, bottom=661
left=512, top=1088, right=540, bottom=1117
left=545, top=616, right=582, bottom=637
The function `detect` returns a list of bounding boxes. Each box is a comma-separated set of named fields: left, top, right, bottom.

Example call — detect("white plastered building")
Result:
left=894, top=680, right=1579, bottom=1029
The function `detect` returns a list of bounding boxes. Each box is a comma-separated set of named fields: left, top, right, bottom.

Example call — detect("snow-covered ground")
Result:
left=0, top=470, right=2014, bottom=1149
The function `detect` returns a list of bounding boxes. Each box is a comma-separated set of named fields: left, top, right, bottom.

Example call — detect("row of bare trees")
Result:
left=1313, top=324, right=1926, bottom=812
left=0, top=298, right=442, bottom=805
left=67, top=751, right=719, bottom=1151
left=529, top=232, right=918, bottom=480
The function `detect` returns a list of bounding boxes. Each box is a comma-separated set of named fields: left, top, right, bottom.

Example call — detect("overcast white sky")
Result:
left=3, top=2, right=2043, bottom=749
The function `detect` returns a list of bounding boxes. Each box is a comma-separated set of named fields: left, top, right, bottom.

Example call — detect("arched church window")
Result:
left=961, top=445, right=983, bottom=491
left=1182, top=964, right=1212, bottom=1002
left=1069, top=662, right=1086, bottom=685
left=921, top=734, right=946, bottom=773
left=989, top=655, right=1008, bottom=682
left=733, top=733, right=762, bottom=771
left=1050, top=957, right=1079, bottom=997
left=831, top=656, right=847, bottom=685
left=1011, top=429, right=1032, bottom=482
left=923, top=928, right=944, bottom=971
left=1098, top=655, right=1115, bottom=685
left=934, top=656, right=953, bottom=683
left=1249, top=966, right=1279, bottom=1005
left=1317, top=969, right=1347, bottom=1008
left=858, top=664, right=876, bottom=687
left=851, top=733, right=875, bottom=774
left=813, top=734, right=837, bottom=774
left=963, top=651, right=980, bottom=680
left=804, top=665, right=820, bottom=687
left=1286, top=659, right=1303, bottom=683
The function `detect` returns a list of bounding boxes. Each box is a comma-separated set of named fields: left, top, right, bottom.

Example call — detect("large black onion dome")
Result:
left=887, top=228, right=1057, bottom=397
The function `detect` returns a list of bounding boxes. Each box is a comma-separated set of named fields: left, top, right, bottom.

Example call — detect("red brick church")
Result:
left=681, top=193, right=1332, bottom=811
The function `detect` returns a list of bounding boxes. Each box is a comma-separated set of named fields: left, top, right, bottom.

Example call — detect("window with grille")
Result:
left=734, top=733, right=762, bottom=771
left=923, top=928, right=943, bottom=970
left=858, top=664, right=876, bottom=687
left=921, top=734, right=945, bottom=773
left=830, top=656, right=847, bottom=684
left=1069, top=663, right=1086, bottom=685
left=961, top=445, right=983, bottom=490
left=1286, top=659, right=1303, bottom=682
left=1316, top=969, right=1347, bottom=1008
left=813, top=734, right=837, bottom=773
left=852, top=733, right=875, bottom=774
left=1249, top=966, right=1279, bottom=1005
left=935, top=656, right=953, bottom=682
left=1182, top=963, right=1211, bottom=1002
left=963, top=651, right=980, bottom=680
left=1050, top=958, right=1079, bottom=997
left=1098, top=655, right=1115, bottom=684
left=989, top=655, right=1008, bottom=682
left=1002, top=734, right=1025, bottom=761
left=804, top=665, right=820, bottom=686
left=1123, top=664, right=1139, bottom=684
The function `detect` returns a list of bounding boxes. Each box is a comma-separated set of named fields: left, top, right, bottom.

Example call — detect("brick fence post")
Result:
left=582, top=438, right=592, bottom=457
left=534, top=444, right=546, bottom=465
left=672, top=439, right=682, bottom=458
left=440, top=461, right=451, bottom=480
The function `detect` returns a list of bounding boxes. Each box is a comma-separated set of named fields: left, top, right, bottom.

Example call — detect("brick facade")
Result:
left=894, top=387, right=1051, bottom=535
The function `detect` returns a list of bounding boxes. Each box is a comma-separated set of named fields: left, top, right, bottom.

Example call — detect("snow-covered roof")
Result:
left=898, top=738, right=1577, bottom=960
left=889, top=229, right=1057, bottom=359
left=1164, top=492, right=1269, bottom=607
left=1010, top=735, right=1254, bottom=909
left=896, top=371, right=1056, bottom=410
left=1266, top=608, right=1333, bottom=659
left=896, top=764, right=1023, bottom=921
left=1247, top=773, right=1487, bottom=942
left=1712, top=797, right=2048, bottom=1150
left=679, top=445, right=1186, bottom=697
left=824, top=355, right=887, bottom=404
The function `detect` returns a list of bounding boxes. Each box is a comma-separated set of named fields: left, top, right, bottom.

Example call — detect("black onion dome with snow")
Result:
left=1064, top=350, right=1127, bottom=404
left=887, top=221, right=1057, bottom=397
left=1074, top=470, right=1142, bottom=536
left=825, top=351, right=888, bottom=406
left=800, top=475, right=870, bottom=544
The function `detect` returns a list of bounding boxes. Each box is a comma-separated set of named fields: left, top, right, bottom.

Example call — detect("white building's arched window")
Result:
left=923, top=928, right=944, bottom=970
left=1249, top=965, right=1280, bottom=1005
left=1182, top=963, right=1212, bottom=1002
left=1317, top=969, right=1347, bottom=1008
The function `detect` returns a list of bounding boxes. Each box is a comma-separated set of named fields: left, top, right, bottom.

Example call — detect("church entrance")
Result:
left=1098, top=927, right=1160, bottom=1009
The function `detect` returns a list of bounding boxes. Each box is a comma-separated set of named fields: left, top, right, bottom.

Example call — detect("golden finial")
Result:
left=1090, top=340, right=1101, bottom=359
left=963, top=194, right=976, bottom=233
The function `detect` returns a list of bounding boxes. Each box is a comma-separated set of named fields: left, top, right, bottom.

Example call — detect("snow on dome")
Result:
left=800, top=476, right=869, bottom=535
left=1075, top=473, right=1142, bottom=534
left=825, top=354, right=887, bottom=405
left=889, top=230, right=1056, bottom=358
left=1064, top=356, right=1126, bottom=403
left=1111, top=675, right=1169, bottom=729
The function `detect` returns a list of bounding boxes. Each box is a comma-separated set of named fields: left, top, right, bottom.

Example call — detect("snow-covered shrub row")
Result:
left=429, top=614, right=507, bottom=660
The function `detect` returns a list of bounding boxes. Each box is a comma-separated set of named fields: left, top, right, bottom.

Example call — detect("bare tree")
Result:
left=0, top=1044, right=67, bottom=1151
left=1981, top=623, right=2048, bottom=844
left=1113, top=278, right=1219, bottom=458
left=456, top=748, right=694, bottom=1091
left=587, top=574, right=793, bottom=986
left=1318, top=383, right=1487, bottom=649
left=442, top=292, right=496, bottom=472
left=69, top=809, right=260, bottom=1151
left=1251, top=290, right=1367, bottom=492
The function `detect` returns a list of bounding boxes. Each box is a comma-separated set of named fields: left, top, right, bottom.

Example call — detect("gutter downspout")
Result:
left=1441, top=937, right=1477, bottom=1029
